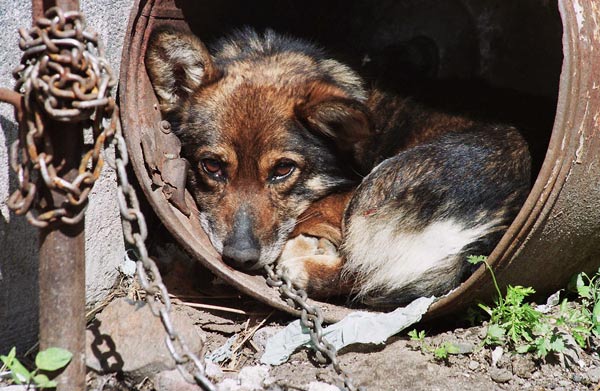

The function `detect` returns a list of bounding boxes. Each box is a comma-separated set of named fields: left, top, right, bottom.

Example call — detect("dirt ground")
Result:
left=82, top=243, right=600, bottom=391
left=4, top=242, right=599, bottom=391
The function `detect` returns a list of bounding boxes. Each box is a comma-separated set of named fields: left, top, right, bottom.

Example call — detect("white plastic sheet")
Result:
left=261, top=296, right=435, bottom=365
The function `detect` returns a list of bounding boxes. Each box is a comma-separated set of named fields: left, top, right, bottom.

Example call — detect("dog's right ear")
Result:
left=146, top=27, right=221, bottom=113
left=296, top=83, right=374, bottom=171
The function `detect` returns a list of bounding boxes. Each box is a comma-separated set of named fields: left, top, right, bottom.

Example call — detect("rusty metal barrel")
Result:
left=119, top=0, right=600, bottom=322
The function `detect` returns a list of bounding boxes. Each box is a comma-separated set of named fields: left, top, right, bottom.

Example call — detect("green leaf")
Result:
left=515, top=344, right=531, bottom=354
left=576, top=274, right=592, bottom=299
left=35, top=348, right=72, bottom=372
left=478, top=303, right=493, bottom=317
left=549, top=335, right=565, bottom=352
left=7, top=357, right=31, bottom=385
left=444, top=343, right=460, bottom=355
left=486, top=324, right=505, bottom=344
left=408, top=329, right=422, bottom=341
left=535, top=337, right=550, bottom=358
left=434, top=346, right=449, bottom=360
left=592, top=302, right=600, bottom=324
left=467, top=255, right=486, bottom=265
left=33, top=373, right=58, bottom=388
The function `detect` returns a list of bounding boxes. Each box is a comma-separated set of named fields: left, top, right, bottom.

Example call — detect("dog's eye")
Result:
left=270, top=161, right=296, bottom=182
left=201, top=158, right=225, bottom=179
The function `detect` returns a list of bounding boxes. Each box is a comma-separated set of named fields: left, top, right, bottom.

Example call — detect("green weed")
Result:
left=467, top=255, right=566, bottom=358
left=0, top=347, right=72, bottom=389
left=408, top=329, right=459, bottom=361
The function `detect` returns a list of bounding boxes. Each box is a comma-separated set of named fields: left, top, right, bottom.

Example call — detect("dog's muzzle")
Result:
left=222, top=208, right=261, bottom=270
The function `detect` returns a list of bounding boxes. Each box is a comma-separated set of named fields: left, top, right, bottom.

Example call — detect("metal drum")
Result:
left=119, top=0, right=600, bottom=322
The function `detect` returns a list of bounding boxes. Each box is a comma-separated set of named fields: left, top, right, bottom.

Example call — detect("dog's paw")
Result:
left=276, top=234, right=346, bottom=297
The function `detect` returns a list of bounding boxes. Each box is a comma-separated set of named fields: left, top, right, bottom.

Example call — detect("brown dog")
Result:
left=146, top=27, right=530, bottom=306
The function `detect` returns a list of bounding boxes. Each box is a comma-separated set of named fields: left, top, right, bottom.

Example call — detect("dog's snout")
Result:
left=222, top=209, right=260, bottom=269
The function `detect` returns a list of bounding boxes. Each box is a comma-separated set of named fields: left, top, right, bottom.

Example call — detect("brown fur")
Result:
left=146, top=27, right=531, bottom=305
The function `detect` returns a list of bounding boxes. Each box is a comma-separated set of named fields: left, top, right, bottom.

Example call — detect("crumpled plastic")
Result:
left=261, top=296, right=436, bottom=365
left=206, top=334, right=237, bottom=363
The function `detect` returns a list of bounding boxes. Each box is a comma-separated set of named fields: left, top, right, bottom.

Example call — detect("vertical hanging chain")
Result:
left=3, top=6, right=216, bottom=390
left=111, top=111, right=216, bottom=391
left=8, top=7, right=116, bottom=227
left=264, top=265, right=363, bottom=391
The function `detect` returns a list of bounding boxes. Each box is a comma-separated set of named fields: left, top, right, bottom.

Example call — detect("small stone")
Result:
left=558, top=380, right=571, bottom=387
left=572, top=373, right=584, bottom=383
left=205, top=360, right=224, bottom=382
left=587, top=367, right=600, bottom=383
left=491, top=346, right=504, bottom=367
left=307, top=381, right=340, bottom=391
left=512, top=355, right=536, bottom=379
left=489, top=367, right=513, bottom=383
left=0, top=386, right=28, bottom=391
left=453, top=342, right=475, bottom=354
left=217, top=378, right=240, bottom=391
left=153, top=369, right=201, bottom=391
left=477, top=327, right=488, bottom=340
left=85, top=298, right=205, bottom=382
left=238, top=365, right=270, bottom=389
left=468, top=360, right=479, bottom=371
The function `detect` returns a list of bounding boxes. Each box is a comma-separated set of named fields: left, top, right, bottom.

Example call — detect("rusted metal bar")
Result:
left=38, top=124, right=85, bottom=391
left=32, top=0, right=86, bottom=390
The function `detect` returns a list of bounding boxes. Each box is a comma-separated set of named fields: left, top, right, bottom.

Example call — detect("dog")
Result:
left=145, top=27, right=531, bottom=306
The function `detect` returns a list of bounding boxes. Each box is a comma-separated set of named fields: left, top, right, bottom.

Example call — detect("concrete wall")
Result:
left=0, top=0, right=133, bottom=353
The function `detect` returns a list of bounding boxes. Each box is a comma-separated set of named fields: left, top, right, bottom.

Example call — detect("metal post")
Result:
left=33, top=1, right=86, bottom=390
left=38, top=125, right=86, bottom=391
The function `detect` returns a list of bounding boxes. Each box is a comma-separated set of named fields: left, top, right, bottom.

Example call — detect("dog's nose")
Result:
left=222, top=236, right=260, bottom=269
left=222, top=208, right=260, bottom=269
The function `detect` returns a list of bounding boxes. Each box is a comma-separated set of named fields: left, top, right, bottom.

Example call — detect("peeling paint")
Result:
left=573, top=0, right=587, bottom=37
left=575, top=133, right=585, bottom=164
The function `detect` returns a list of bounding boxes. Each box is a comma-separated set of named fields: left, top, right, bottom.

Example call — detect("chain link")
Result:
left=264, top=264, right=362, bottom=391
left=7, top=6, right=116, bottom=227
left=111, top=109, right=216, bottom=391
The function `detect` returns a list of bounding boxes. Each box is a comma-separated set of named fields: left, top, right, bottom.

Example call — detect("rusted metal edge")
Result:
left=428, top=0, right=600, bottom=319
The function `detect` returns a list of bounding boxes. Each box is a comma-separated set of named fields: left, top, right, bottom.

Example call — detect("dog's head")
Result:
left=146, top=28, right=373, bottom=270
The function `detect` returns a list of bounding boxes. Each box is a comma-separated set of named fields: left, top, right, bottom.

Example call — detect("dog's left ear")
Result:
left=296, top=84, right=373, bottom=166
left=146, top=27, right=221, bottom=113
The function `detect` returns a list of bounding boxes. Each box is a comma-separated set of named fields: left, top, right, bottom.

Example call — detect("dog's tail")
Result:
left=340, top=125, right=531, bottom=307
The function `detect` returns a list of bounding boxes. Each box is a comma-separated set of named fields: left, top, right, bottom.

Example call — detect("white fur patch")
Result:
left=305, top=176, right=353, bottom=196
left=343, top=215, right=500, bottom=297
left=199, top=212, right=223, bottom=254
left=277, top=234, right=341, bottom=289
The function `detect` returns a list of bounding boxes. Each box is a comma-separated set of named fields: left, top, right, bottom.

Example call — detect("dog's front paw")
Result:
left=276, top=234, right=348, bottom=297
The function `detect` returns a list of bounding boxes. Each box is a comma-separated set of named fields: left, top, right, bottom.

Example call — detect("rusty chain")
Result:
left=111, top=110, right=216, bottom=391
left=264, top=264, right=363, bottom=391
left=7, top=7, right=116, bottom=227
left=4, top=6, right=216, bottom=389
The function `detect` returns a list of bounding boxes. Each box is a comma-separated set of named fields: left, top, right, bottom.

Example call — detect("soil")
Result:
left=88, top=246, right=600, bottom=391
left=4, top=244, right=600, bottom=391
